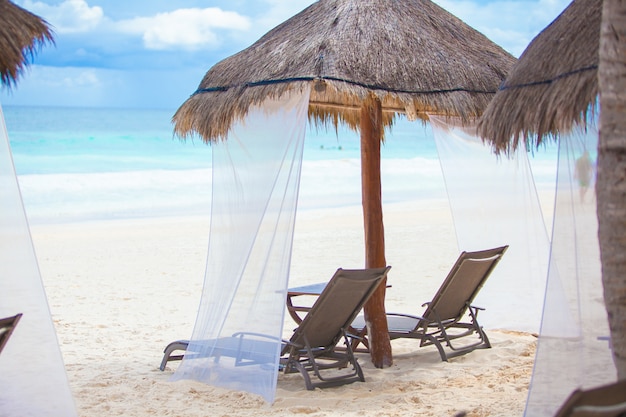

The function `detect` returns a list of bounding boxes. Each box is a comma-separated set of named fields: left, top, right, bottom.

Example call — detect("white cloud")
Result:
left=0, top=65, right=111, bottom=107
left=433, top=0, right=571, bottom=57
left=22, top=0, right=104, bottom=33
left=21, top=65, right=102, bottom=89
left=116, top=8, right=251, bottom=51
left=0, top=64, right=205, bottom=109
left=65, top=68, right=101, bottom=88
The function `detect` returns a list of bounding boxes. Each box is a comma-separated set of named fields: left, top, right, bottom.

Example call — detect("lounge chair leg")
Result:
left=354, top=358, right=365, bottom=382
left=291, top=359, right=315, bottom=390
left=426, top=335, right=448, bottom=362
left=160, top=340, right=189, bottom=371
left=481, top=330, right=491, bottom=348
left=343, top=332, right=365, bottom=381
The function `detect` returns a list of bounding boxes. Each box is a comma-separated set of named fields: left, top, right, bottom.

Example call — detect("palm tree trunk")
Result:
left=360, top=95, right=393, bottom=368
left=598, top=0, right=626, bottom=379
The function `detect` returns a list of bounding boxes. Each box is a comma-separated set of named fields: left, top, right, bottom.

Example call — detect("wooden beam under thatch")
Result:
left=477, top=0, right=601, bottom=154
left=0, top=0, right=54, bottom=88
left=173, top=0, right=516, bottom=143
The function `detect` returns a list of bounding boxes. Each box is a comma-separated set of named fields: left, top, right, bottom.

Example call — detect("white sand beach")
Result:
left=30, top=198, right=537, bottom=417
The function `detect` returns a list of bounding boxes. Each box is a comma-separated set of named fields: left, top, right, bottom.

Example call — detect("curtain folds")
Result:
left=430, top=115, right=551, bottom=333
left=172, top=89, right=310, bottom=403
left=0, top=105, right=77, bottom=416
left=524, top=117, right=615, bottom=416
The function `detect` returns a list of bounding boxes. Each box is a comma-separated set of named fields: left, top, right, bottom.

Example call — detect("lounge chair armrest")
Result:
left=466, top=304, right=486, bottom=323
left=282, top=339, right=305, bottom=349
left=231, top=331, right=287, bottom=344
left=386, top=312, right=426, bottom=321
left=344, top=331, right=364, bottom=341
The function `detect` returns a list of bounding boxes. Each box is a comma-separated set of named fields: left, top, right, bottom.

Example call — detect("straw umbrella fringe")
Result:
left=0, top=0, right=54, bottom=88
left=173, top=0, right=516, bottom=369
left=477, top=0, right=601, bottom=154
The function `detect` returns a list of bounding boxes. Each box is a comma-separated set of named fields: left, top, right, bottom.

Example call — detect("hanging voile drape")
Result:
left=172, top=89, right=310, bottom=403
left=524, top=117, right=615, bottom=416
left=0, top=105, right=77, bottom=416
left=430, top=115, right=551, bottom=333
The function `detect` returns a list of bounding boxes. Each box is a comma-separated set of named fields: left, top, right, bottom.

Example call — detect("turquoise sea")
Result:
left=3, top=105, right=556, bottom=224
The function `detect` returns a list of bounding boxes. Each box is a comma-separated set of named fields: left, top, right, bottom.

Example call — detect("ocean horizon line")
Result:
left=3, top=105, right=556, bottom=225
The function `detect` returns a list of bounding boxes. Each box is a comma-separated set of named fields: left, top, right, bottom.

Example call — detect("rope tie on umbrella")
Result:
left=498, top=64, right=598, bottom=91
left=193, top=76, right=499, bottom=96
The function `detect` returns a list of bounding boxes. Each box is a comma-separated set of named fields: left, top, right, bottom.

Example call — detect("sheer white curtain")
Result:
left=430, top=115, right=551, bottom=333
left=525, top=117, right=615, bottom=416
left=0, top=105, right=77, bottom=416
left=172, top=88, right=310, bottom=403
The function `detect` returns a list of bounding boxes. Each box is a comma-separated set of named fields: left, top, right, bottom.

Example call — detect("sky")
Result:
left=0, top=0, right=572, bottom=110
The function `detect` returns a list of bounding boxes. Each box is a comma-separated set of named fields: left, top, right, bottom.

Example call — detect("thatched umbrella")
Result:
left=174, top=0, right=516, bottom=368
left=477, top=0, right=600, bottom=153
left=0, top=0, right=54, bottom=87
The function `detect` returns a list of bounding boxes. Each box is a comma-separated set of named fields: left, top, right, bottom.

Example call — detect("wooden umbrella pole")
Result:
left=360, top=96, right=393, bottom=368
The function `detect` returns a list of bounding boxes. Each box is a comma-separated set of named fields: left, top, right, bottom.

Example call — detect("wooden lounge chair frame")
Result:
left=353, top=245, right=507, bottom=361
left=0, top=313, right=22, bottom=354
left=554, top=380, right=626, bottom=417
left=160, top=266, right=390, bottom=390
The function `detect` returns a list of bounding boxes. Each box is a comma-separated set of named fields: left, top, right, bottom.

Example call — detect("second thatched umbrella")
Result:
left=174, top=0, right=516, bottom=368
left=0, top=0, right=53, bottom=87
left=477, top=0, right=600, bottom=153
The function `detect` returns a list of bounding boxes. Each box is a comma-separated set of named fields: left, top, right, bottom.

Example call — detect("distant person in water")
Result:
left=574, top=150, right=594, bottom=203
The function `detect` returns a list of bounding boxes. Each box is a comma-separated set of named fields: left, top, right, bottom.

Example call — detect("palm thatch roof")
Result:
left=173, top=0, right=516, bottom=142
left=478, top=0, right=600, bottom=154
left=0, top=0, right=54, bottom=88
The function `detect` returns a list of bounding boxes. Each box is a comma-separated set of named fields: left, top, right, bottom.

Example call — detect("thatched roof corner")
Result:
left=173, top=0, right=516, bottom=143
left=477, top=0, right=600, bottom=155
left=0, top=0, right=54, bottom=88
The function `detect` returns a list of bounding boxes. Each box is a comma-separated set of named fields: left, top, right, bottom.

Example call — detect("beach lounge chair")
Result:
left=0, top=313, right=22, bottom=354
left=160, top=266, right=391, bottom=390
left=554, top=380, right=626, bottom=417
left=353, top=245, right=507, bottom=361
